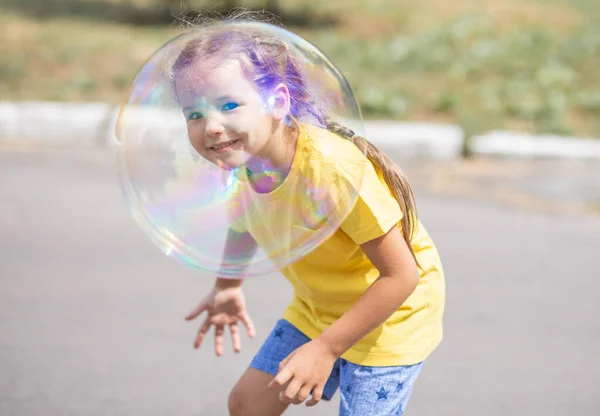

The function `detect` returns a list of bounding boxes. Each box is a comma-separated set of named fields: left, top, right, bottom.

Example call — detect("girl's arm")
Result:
left=268, top=225, right=419, bottom=405
left=215, top=227, right=258, bottom=287
left=315, top=225, right=419, bottom=358
left=185, top=228, right=258, bottom=356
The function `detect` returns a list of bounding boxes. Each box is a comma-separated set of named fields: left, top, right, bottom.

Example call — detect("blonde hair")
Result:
left=171, top=11, right=420, bottom=264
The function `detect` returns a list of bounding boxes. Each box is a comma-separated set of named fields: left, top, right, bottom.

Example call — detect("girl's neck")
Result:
left=246, top=123, right=298, bottom=194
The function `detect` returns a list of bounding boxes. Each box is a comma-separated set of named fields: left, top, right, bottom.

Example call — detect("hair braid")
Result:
left=325, top=120, right=420, bottom=267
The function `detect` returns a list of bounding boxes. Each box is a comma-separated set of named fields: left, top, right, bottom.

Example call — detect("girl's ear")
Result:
left=267, top=83, right=291, bottom=121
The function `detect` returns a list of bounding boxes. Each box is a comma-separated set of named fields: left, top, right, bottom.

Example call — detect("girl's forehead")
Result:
left=177, top=59, right=255, bottom=98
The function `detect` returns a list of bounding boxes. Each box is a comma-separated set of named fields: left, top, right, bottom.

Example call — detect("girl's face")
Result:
left=175, top=59, right=276, bottom=170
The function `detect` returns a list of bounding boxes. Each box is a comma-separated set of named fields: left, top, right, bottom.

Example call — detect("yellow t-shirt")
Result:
left=230, top=124, right=445, bottom=366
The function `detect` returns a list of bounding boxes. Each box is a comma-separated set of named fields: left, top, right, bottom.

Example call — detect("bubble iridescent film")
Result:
left=116, top=21, right=366, bottom=277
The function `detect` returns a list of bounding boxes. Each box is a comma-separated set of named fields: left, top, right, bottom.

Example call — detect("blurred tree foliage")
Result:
left=1, top=0, right=598, bottom=137
left=0, top=0, right=329, bottom=26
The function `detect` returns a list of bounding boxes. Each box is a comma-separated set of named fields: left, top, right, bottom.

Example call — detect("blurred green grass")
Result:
left=1, top=0, right=599, bottom=138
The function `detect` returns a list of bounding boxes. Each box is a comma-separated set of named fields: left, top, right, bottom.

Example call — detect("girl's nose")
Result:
left=205, top=116, right=225, bottom=138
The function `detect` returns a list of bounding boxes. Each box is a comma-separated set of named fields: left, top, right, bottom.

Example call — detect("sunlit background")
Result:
left=2, top=0, right=600, bottom=139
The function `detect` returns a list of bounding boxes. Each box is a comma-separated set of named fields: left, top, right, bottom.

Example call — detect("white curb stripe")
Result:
left=470, top=131, right=600, bottom=160
left=2, top=101, right=599, bottom=160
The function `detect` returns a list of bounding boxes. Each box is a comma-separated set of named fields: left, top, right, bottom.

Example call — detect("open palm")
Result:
left=185, top=286, right=256, bottom=356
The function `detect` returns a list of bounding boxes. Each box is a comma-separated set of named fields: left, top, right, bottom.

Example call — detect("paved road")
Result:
left=1, top=146, right=599, bottom=416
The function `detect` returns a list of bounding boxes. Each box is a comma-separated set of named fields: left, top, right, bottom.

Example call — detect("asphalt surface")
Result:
left=1, top=146, right=599, bottom=416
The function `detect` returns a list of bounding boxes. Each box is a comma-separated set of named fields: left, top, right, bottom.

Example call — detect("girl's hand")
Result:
left=185, top=285, right=255, bottom=356
left=267, top=338, right=338, bottom=407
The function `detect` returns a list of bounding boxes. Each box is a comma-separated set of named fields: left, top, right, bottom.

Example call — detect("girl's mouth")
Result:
left=210, top=139, right=239, bottom=152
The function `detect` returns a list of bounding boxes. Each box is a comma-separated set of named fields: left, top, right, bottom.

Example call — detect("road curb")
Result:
left=470, top=130, right=600, bottom=160
left=0, top=101, right=468, bottom=159
left=1, top=101, right=599, bottom=160
left=364, top=120, right=464, bottom=160
left=0, top=101, right=118, bottom=148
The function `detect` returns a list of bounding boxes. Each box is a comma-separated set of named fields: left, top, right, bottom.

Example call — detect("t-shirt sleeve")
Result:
left=228, top=217, right=246, bottom=233
left=340, top=160, right=403, bottom=245
left=226, top=197, right=246, bottom=233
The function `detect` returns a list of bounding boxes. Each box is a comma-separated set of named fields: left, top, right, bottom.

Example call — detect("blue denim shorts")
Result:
left=250, top=319, right=424, bottom=416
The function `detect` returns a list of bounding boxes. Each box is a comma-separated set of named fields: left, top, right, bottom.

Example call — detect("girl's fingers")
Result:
left=194, top=318, right=211, bottom=349
left=278, top=352, right=293, bottom=371
left=240, top=312, right=256, bottom=339
left=268, top=367, right=293, bottom=391
left=305, top=384, right=324, bottom=407
left=292, top=384, right=312, bottom=405
left=230, top=323, right=241, bottom=353
left=185, top=299, right=208, bottom=321
left=280, top=379, right=303, bottom=403
left=214, top=324, right=225, bottom=357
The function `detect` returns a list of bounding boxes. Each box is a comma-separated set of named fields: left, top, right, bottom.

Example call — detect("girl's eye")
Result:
left=188, top=112, right=203, bottom=120
left=222, top=102, right=239, bottom=111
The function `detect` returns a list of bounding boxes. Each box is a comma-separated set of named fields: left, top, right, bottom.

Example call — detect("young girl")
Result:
left=174, top=17, right=445, bottom=416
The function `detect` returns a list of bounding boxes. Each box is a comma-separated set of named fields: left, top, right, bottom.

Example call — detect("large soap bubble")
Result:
left=115, top=20, right=366, bottom=278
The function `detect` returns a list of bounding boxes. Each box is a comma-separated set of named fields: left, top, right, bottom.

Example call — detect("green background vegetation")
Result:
left=1, top=0, right=599, bottom=138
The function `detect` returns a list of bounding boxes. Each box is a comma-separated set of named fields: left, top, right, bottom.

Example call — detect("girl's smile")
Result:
left=209, top=139, right=242, bottom=153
